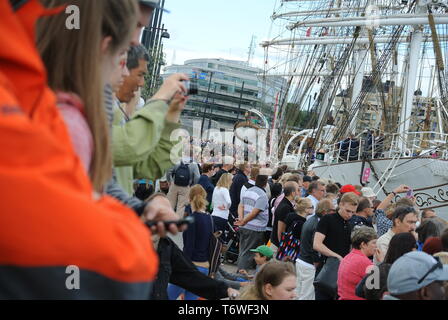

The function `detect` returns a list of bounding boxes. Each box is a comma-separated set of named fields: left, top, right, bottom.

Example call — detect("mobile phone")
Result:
left=406, top=189, right=414, bottom=198
left=145, top=216, right=194, bottom=229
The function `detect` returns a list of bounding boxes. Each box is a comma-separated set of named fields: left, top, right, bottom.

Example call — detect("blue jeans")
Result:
left=167, top=266, right=209, bottom=300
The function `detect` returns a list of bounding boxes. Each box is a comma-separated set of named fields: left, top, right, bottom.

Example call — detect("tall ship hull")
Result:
left=312, top=157, right=448, bottom=220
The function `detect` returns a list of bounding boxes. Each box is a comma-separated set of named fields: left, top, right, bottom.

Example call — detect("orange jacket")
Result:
left=0, top=0, right=158, bottom=298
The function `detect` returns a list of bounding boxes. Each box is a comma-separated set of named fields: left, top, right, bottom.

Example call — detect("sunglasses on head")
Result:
left=417, top=257, right=443, bottom=284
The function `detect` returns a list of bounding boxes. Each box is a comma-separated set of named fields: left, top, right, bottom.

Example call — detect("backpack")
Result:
left=173, top=162, right=190, bottom=187
left=276, top=219, right=301, bottom=262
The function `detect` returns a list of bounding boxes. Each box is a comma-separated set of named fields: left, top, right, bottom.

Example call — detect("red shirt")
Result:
left=337, top=249, right=373, bottom=300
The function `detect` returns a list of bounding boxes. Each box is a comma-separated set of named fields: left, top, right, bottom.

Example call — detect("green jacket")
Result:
left=112, top=100, right=181, bottom=195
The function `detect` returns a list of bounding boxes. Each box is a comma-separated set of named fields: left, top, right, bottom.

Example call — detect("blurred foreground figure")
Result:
left=0, top=0, right=158, bottom=299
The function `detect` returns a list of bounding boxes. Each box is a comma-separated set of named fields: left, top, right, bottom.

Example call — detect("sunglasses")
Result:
left=417, top=257, right=443, bottom=284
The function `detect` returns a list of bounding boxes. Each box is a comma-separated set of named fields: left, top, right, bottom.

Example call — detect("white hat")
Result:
left=361, top=187, right=376, bottom=198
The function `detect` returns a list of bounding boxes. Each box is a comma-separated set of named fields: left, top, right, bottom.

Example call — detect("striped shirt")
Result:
left=241, top=186, right=269, bottom=232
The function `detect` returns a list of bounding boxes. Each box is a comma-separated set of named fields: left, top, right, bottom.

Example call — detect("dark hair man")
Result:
left=376, top=206, right=418, bottom=263
left=197, top=163, right=215, bottom=205
left=229, top=162, right=250, bottom=219
left=116, top=45, right=150, bottom=104
left=349, top=197, right=375, bottom=229
left=302, top=175, right=312, bottom=197
left=307, top=181, right=326, bottom=215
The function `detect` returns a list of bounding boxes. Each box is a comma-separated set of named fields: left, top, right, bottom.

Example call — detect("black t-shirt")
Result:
left=285, top=213, right=307, bottom=240
left=271, top=197, right=294, bottom=246
left=315, top=212, right=352, bottom=258
left=348, top=215, right=373, bottom=229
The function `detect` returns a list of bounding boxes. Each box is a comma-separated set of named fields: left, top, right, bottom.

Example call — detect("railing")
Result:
left=321, top=131, right=448, bottom=164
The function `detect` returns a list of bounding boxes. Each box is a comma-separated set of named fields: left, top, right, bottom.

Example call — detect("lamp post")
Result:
left=142, top=25, right=170, bottom=98
left=141, top=0, right=170, bottom=98
left=200, top=71, right=214, bottom=138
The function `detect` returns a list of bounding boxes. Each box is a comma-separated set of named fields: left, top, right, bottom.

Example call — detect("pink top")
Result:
left=337, top=249, right=373, bottom=300
left=57, top=92, right=93, bottom=173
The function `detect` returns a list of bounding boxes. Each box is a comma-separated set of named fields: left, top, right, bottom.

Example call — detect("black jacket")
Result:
left=150, top=237, right=229, bottom=300
left=229, top=170, right=248, bottom=214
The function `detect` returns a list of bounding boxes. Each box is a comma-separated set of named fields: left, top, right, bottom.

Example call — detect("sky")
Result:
left=159, top=0, right=279, bottom=69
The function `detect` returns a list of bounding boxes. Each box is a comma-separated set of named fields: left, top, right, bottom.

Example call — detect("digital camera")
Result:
left=184, top=78, right=198, bottom=96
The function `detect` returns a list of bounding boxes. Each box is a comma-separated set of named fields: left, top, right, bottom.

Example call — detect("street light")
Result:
left=145, top=24, right=170, bottom=97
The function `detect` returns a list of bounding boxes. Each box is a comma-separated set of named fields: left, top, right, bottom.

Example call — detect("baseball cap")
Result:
left=250, top=245, right=273, bottom=259
left=139, top=0, right=170, bottom=12
left=361, top=187, right=376, bottom=198
left=340, top=184, right=361, bottom=196
left=387, top=251, right=448, bottom=295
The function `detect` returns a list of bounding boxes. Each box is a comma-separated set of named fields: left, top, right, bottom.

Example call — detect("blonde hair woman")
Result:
left=211, top=173, right=233, bottom=241
left=37, top=0, right=139, bottom=192
left=239, top=260, right=297, bottom=300
left=168, top=185, right=214, bottom=300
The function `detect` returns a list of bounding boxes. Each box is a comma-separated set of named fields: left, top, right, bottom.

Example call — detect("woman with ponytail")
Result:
left=168, top=185, right=214, bottom=300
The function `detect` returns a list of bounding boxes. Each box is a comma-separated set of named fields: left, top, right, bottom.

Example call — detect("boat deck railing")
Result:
left=323, top=131, right=448, bottom=164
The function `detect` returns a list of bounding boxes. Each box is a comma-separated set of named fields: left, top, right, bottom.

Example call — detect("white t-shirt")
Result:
left=211, top=187, right=232, bottom=220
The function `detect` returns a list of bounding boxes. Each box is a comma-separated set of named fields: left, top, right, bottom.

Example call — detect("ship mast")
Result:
left=398, top=3, right=425, bottom=153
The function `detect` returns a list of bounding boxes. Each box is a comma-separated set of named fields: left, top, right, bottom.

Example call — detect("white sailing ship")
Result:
left=260, top=0, right=448, bottom=218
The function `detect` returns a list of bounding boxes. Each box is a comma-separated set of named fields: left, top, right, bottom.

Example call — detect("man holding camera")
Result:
left=105, top=0, right=189, bottom=230
left=111, top=44, right=187, bottom=196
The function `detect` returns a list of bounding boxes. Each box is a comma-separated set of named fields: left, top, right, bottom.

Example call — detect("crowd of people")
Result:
left=1, top=0, right=447, bottom=301
left=154, top=157, right=448, bottom=300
